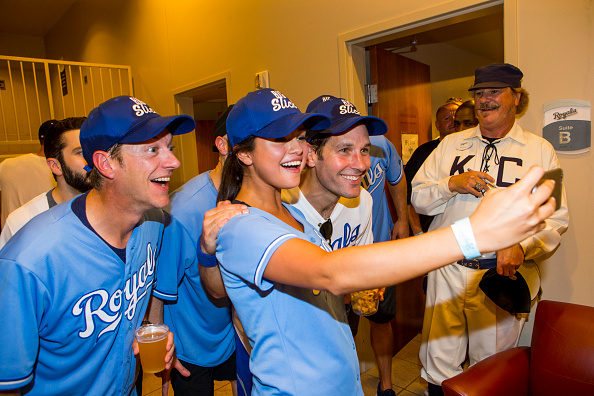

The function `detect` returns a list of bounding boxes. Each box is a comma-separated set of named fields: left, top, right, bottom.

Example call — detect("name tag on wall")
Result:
left=543, top=99, right=591, bottom=154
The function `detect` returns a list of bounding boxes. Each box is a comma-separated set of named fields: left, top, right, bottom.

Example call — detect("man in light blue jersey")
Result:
left=0, top=95, right=195, bottom=395
left=162, top=105, right=240, bottom=396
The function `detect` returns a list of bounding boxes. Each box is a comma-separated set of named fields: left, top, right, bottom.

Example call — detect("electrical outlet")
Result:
left=0, top=80, right=5, bottom=90
left=83, top=76, right=88, bottom=85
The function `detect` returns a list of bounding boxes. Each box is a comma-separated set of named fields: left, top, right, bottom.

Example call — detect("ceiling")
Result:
left=0, top=1, right=503, bottom=73
left=376, top=11, right=504, bottom=62
left=0, top=0, right=78, bottom=36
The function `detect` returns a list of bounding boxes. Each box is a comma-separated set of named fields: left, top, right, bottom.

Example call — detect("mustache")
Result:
left=478, top=104, right=500, bottom=111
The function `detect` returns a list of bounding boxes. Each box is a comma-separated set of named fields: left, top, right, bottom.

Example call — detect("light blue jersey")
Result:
left=362, top=135, right=403, bottom=243
left=0, top=200, right=172, bottom=395
left=161, top=171, right=235, bottom=367
left=216, top=205, right=364, bottom=395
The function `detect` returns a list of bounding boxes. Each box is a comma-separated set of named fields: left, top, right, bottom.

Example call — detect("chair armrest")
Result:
left=442, top=346, right=530, bottom=396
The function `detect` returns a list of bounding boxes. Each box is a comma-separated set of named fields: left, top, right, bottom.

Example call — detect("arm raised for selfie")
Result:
left=264, top=166, right=555, bottom=294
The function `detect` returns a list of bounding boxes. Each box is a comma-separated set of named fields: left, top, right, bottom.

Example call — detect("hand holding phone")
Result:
left=532, top=168, right=563, bottom=211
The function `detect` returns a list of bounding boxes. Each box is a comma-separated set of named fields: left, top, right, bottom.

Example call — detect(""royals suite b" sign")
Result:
left=543, top=99, right=591, bottom=154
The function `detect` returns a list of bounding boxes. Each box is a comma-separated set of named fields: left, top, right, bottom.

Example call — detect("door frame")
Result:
left=170, top=71, right=231, bottom=185
left=337, top=0, right=515, bottom=112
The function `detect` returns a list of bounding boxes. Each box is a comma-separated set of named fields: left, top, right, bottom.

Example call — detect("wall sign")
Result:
left=60, top=68, right=68, bottom=96
left=401, top=133, right=418, bottom=164
left=543, top=99, right=590, bottom=154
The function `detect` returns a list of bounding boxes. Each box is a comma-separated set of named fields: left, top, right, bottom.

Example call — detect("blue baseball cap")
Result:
left=80, top=96, right=196, bottom=171
left=306, top=95, right=387, bottom=138
left=226, top=88, right=330, bottom=148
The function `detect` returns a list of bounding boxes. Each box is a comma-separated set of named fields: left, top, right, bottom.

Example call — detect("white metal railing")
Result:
left=0, top=55, right=133, bottom=143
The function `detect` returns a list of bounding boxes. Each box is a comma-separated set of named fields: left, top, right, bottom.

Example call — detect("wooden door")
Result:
left=194, top=120, right=219, bottom=175
left=368, top=45, right=430, bottom=354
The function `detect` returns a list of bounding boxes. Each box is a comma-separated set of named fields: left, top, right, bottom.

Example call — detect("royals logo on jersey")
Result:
left=362, top=162, right=385, bottom=194
left=331, top=222, right=361, bottom=250
left=72, top=242, right=157, bottom=339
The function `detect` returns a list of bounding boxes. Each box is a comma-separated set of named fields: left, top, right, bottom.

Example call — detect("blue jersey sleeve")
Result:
left=384, top=139, right=403, bottom=185
left=216, top=213, right=298, bottom=291
left=153, top=217, right=196, bottom=301
left=0, top=260, right=47, bottom=390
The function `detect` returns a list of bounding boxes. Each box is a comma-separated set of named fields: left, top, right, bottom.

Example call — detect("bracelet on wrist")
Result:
left=197, top=248, right=218, bottom=267
left=451, top=217, right=481, bottom=259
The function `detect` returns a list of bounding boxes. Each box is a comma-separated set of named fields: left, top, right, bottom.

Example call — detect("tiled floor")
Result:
left=142, top=334, right=426, bottom=396
left=360, top=333, right=427, bottom=395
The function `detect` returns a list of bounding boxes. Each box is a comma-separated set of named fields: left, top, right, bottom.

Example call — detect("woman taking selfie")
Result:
left=200, top=88, right=555, bottom=395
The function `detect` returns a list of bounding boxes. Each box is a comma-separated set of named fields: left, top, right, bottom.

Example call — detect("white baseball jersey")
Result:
left=412, top=121, right=568, bottom=261
left=0, top=190, right=55, bottom=249
left=282, top=186, right=374, bottom=249
left=412, top=121, right=569, bottom=385
left=0, top=153, right=55, bottom=227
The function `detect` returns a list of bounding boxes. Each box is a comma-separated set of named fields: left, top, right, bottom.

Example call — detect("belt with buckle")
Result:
left=456, top=258, right=497, bottom=270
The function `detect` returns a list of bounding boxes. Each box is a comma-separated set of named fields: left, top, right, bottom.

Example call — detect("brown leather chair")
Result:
left=442, top=300, right=594, bottom=396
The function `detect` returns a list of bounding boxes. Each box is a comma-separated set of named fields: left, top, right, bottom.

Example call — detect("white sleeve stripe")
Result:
left=152, top=290, right=177, bottom=300
left=388, top=171, right=403, bottom=185
left=254, top=233, right=297, bottom=287
left=0, top=373, right=33, bottom=387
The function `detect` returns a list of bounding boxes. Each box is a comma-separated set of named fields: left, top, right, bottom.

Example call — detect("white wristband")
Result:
left=451, top=217, right=481, bottom=259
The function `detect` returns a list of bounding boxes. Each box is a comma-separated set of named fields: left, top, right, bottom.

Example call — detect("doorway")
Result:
left=347, top=2, right=505, bottom=360
left=189, top=79, right=229, bottom=174
left=171, top=76, right=230, bottom=190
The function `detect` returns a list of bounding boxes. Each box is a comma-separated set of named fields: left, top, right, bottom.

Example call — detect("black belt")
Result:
left=456, top=258, right=497, bottom=270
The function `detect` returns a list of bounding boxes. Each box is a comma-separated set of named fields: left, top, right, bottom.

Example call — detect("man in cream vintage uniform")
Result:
left=411, top=64, right=568, bottom=396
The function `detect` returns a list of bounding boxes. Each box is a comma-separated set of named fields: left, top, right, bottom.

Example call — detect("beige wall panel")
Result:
left=512, top=0, right=593, bottom=345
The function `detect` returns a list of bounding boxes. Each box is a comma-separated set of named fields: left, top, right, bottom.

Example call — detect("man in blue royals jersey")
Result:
left=0, top=96, right=195, bottom=395
left=361, top=134, right=408, bottom=396
left=160, top=105, right=241, bottom=396
left=363, top=135, right=408, bottom=244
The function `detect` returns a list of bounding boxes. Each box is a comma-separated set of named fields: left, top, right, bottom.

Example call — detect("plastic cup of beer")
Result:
left=135, top=323, right=169, bottom=373
left=350, top=288, right=380, bottom=316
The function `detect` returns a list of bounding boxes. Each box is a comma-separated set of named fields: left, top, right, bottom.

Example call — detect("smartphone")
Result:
left=533, top=168, right=563, bottom=211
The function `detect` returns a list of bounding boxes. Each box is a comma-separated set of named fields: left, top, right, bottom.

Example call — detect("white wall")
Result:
left=513, top=0, right=594, bottom=344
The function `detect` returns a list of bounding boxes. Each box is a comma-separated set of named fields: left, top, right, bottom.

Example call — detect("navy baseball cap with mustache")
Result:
left=80, top=96, right=196, bottom=171
left=468, top=63, right=523, bottom=91
left=226, top=88, right=330, bottom=148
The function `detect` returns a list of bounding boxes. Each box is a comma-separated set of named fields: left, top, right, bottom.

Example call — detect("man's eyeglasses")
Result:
left=318, top=218, right=332, bottom=244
